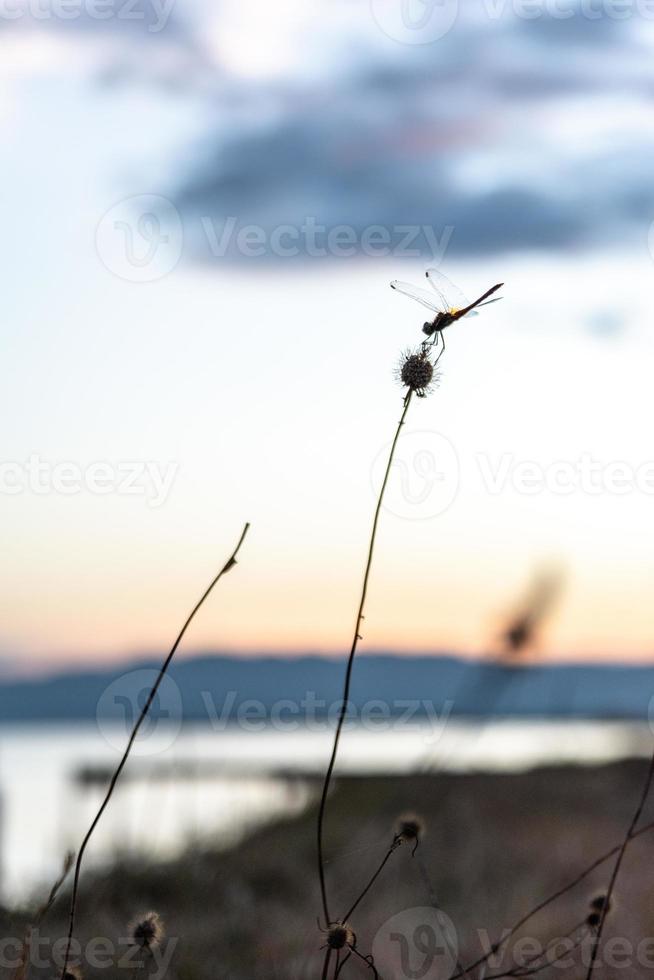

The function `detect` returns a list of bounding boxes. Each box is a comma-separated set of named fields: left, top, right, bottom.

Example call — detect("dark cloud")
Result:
left=44, top=0, right=645, bottom=261
left=515, top=7, right=628, bottom=44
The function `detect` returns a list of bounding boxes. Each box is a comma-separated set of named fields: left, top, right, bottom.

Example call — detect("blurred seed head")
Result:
left=496, top=566, right=564, bottom=661
left=590, top=894, right=611, bottom=912
left=396, top=813, right=424, bottom=843
left=130, top=911, right=164, bottom=949
left=587, top=893, right=612, bottom=927
left=327, top=923, right=354, bottom=950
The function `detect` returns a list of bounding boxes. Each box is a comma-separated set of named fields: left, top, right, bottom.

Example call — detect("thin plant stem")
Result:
left=59, top=522, right=250, bottom=980
left=584, top=750, right=654, bottom=979
left=452, top=816, right=654, bottom=979
left=12, top=853, right=73, bottom=980
left=321, top=948, right=333, bottom=980
left=335, top=952, right=352, bottom=978
left=349, top=946, right=380, bottom=978
left=128, top=946, right=153, bottom=980
left=484, top=919, right=587, bottom=980
left=317, top=392, right=413, bottom=926
left=342, top=836, right=401, bottom=923
left=415, top=852, right=473, bottom=980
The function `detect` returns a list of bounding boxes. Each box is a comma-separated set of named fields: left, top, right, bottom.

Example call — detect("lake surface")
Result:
left=1, top=720, right=652, bottom=904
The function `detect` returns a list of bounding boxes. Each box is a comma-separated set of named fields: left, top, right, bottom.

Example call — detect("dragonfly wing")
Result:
left=390, top=280, right=441, bottom=313
left=425, top=268, right=469, bottom=312
left=476, top=296, right=503, bottom=307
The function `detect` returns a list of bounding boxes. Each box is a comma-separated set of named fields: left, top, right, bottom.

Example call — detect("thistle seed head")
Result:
left=589, top=894, right=610, bottom=913
left=396, top=349, right=437, bottom=398
left=327, top=923, right=354, bottom=950
left=130, top=911, right=164, bottom=949
left=396, top=813, right=425, bottom=843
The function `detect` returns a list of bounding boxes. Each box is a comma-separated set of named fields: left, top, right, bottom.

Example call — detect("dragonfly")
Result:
left=391, top=269, right=503, bottom=338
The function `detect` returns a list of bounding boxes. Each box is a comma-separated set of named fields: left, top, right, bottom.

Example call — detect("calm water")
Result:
left=1, top=720, right=652, bottom=904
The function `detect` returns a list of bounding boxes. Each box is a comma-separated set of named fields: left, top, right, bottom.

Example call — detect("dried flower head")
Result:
left=589, top=894, right=610, bottom=913
left=327, top=923, right=355, bottom=950
left=395, top=348, right=438, bottom=398
left=130, top=911, right=163, bottom=949
left=396, top=813, right=424, bottom=843
left=395, top=813, right=425, bottom=856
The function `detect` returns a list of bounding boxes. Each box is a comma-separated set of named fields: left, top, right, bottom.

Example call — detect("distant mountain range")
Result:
left=0, top=654, right=653, bottom=724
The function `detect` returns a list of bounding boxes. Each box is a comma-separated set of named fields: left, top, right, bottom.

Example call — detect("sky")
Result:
left=2, top=0, right=654, bottom=674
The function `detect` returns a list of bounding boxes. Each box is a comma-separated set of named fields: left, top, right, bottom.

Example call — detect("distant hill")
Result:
left=0, top=654, right=653, bottom=724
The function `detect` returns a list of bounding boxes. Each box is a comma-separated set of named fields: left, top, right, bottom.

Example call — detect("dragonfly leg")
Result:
left=433, top=330, right=446, bottom=368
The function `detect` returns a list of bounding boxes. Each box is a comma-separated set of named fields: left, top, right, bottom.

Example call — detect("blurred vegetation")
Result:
left=4, top=760, right=654, bottom=979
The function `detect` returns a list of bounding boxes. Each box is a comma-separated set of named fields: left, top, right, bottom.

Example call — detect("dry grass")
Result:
left=6, top=759, right=654, bottom=980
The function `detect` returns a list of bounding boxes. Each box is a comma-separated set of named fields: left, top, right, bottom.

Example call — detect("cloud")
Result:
left=164, top=2, right=654, bottom=260
left=4, top=0, right=654, bottom=260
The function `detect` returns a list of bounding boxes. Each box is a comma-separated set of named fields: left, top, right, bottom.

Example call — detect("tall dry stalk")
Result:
left=316, top=389, right=414, bottom=928
left=584, top=752, right=654, bottom=979
left=59, top=522, right=250, bottom=980
left=316, top=308, right=448, bottom=975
